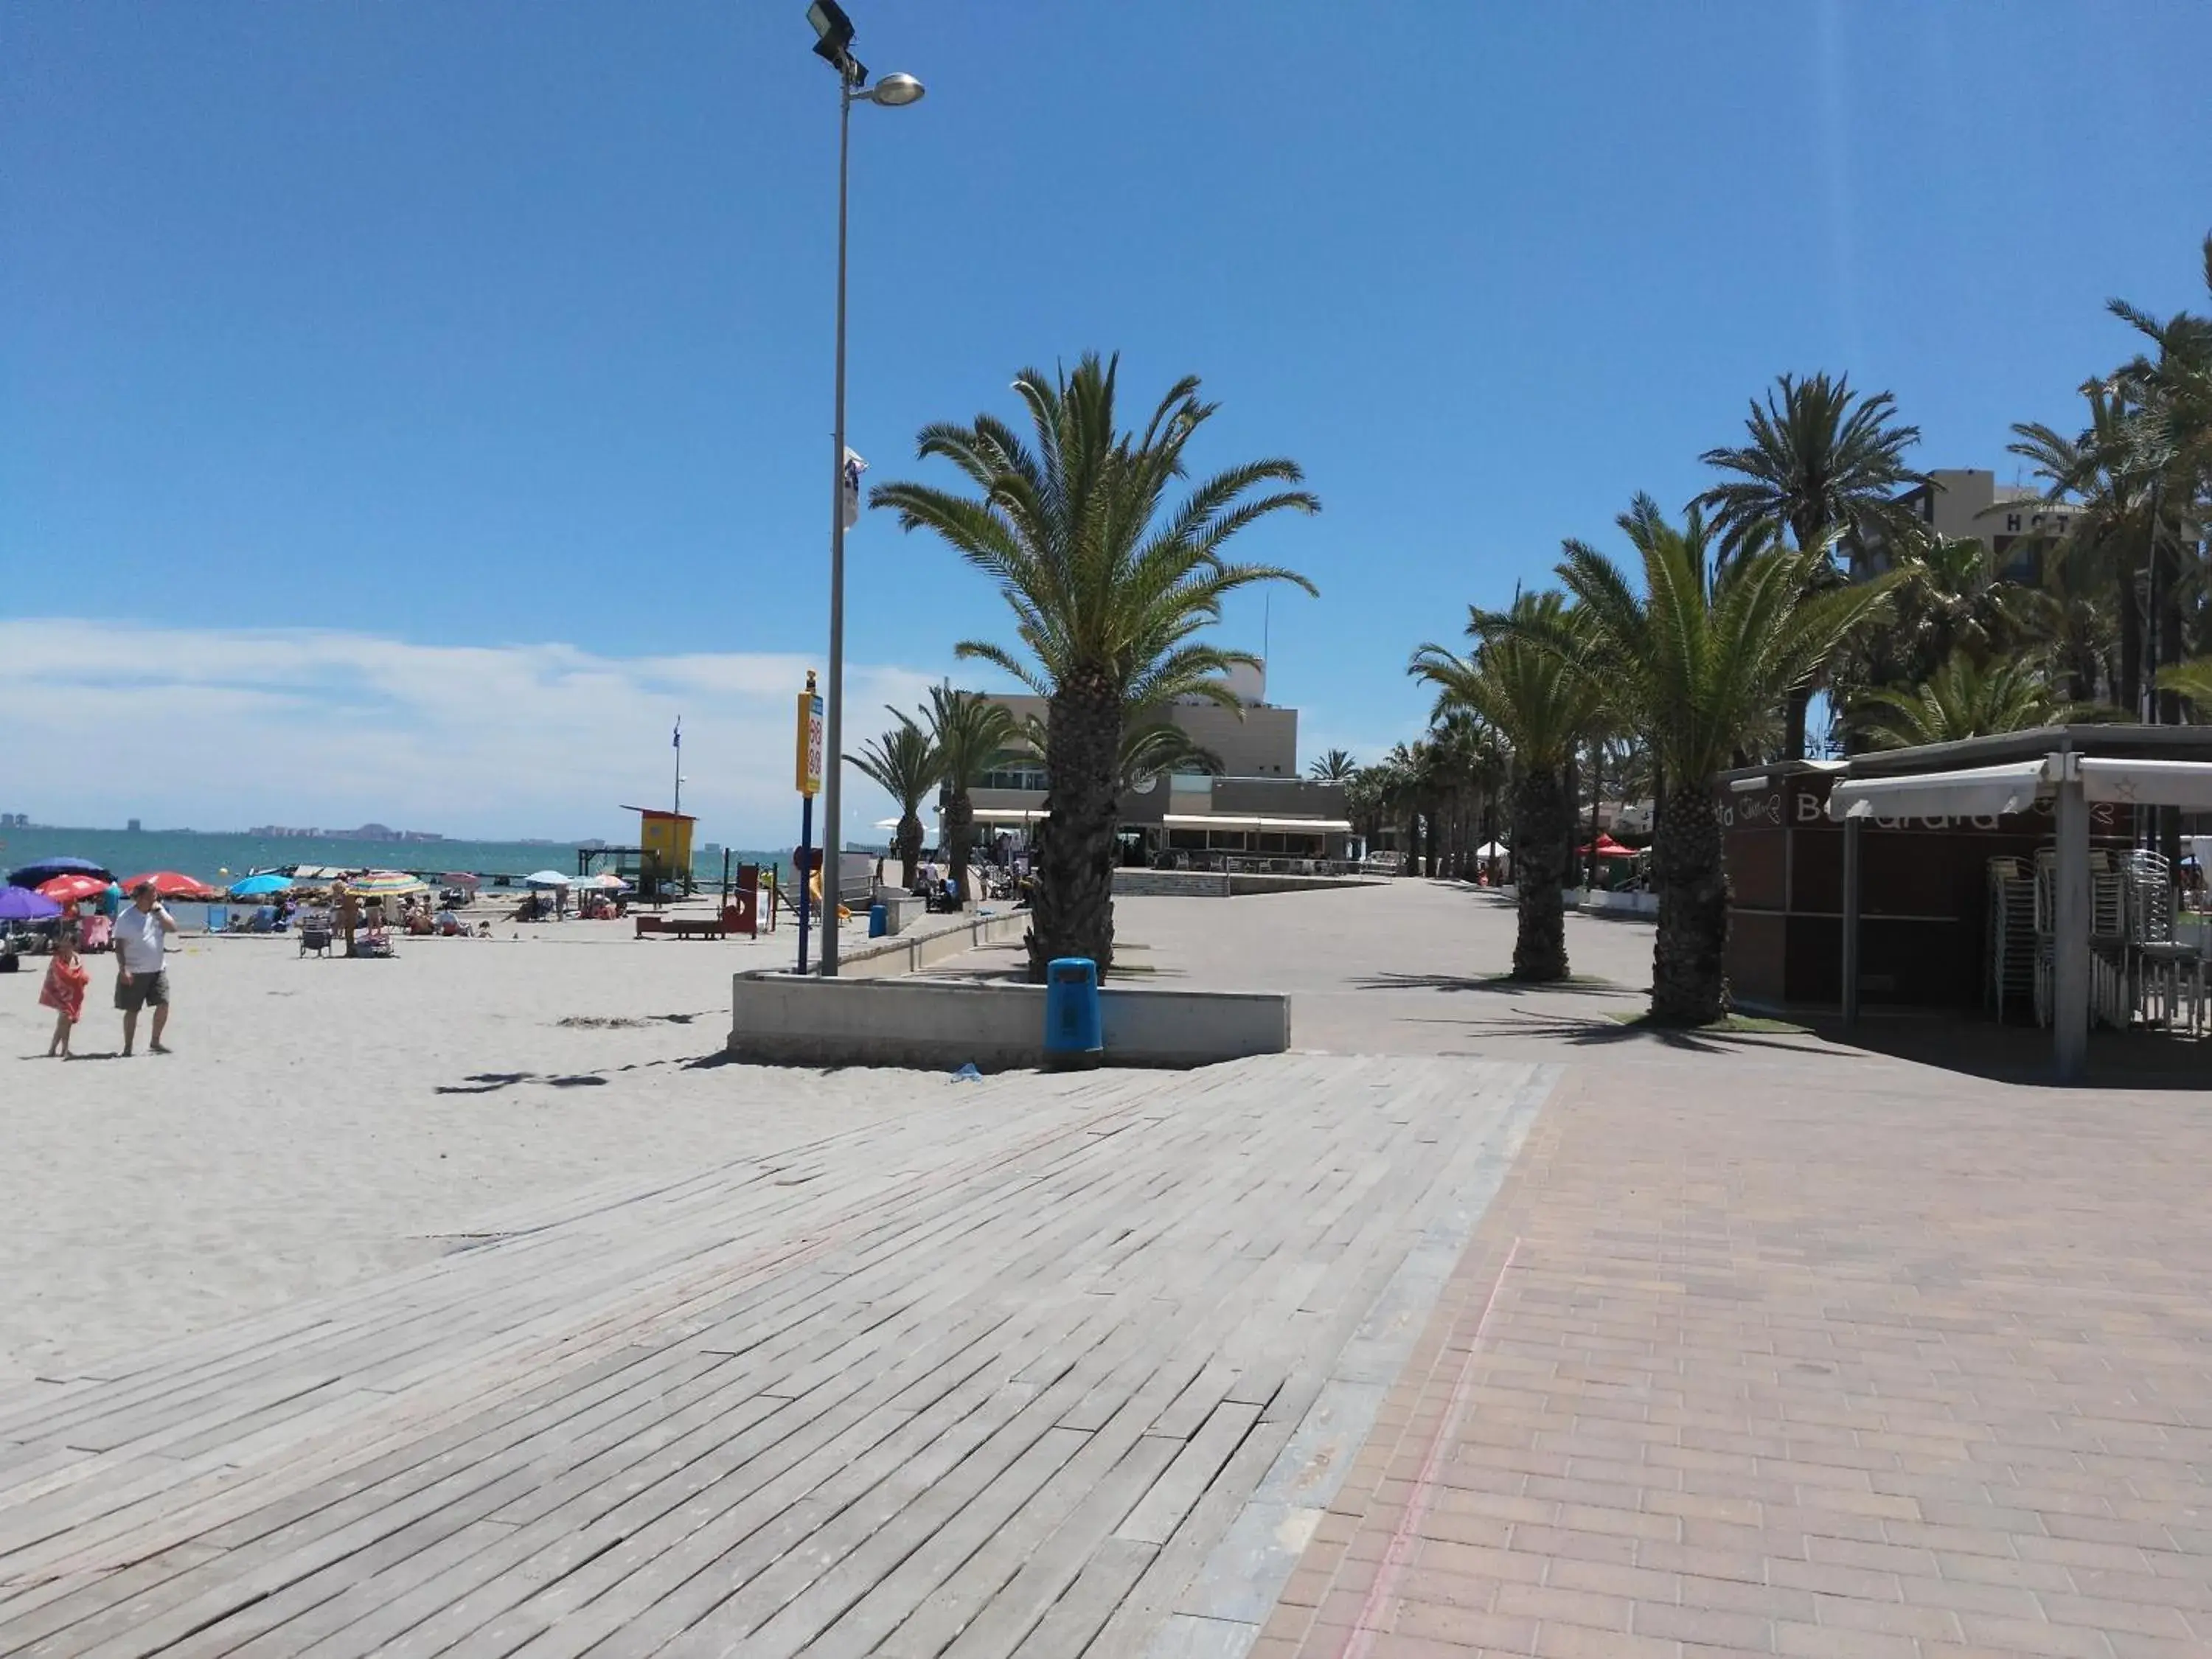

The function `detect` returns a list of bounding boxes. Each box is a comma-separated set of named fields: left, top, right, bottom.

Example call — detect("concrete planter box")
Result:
left=728, top=972, right=1290, bottom=1071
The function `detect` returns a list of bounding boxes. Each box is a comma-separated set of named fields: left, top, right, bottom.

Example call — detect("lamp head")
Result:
left=863, top=72, right=925, bottom=107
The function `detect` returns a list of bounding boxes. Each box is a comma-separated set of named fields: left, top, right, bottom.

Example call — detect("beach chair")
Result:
left=205, top=904, right=231, bottom=935
left=357, top=920, right=397, bottom=959
left=298, top=910, right=333, bottom=958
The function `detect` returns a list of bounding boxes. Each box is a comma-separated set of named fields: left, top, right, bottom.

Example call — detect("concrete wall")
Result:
left=1114, top=869, right=1230, bottom=898
left=728, top=973, right=1290, bottom=1071
left=834, top=908, right=1028, bottom=980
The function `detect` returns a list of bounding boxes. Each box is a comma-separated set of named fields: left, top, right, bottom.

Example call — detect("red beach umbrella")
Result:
left=121, top=870, right=220, bottom=899
left=37, top=874, right=109, bottom=904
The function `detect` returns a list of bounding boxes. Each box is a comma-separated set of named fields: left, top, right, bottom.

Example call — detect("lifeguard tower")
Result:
left=580, top=806, right=698, bottom=899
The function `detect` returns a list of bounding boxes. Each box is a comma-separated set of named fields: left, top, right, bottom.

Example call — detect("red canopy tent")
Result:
left=1575, top=833, right=1638, bottom=859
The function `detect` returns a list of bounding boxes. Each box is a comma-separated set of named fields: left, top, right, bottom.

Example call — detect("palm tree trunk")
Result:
left=1031, top=673, right=1120, bottom=981
left=1650, top=780, right=1728, bottom=1023
left=1784, top=686, right=1812, bottom=762
left=1509, top=770, right=1570, bottom=981
left=897, top=814, right=922, bottom=890
left=943, top=790, right=975, bottom=910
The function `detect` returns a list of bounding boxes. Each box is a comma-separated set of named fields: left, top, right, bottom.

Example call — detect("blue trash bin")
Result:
left=1043, top=956, right=1102, bottom=1070
left=868, top=901, right=888, bottom=939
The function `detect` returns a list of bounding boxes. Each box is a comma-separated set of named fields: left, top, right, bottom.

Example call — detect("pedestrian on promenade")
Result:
left=41, top=933, right=90, bottom=1058
left=114, top=881, right=178, bottom=1056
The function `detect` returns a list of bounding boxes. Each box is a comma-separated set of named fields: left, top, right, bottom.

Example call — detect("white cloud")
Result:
left=0, top=619, right=951, bottom=846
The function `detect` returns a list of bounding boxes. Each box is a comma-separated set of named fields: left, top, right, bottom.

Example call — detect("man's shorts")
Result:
left=114, top=971, right=170, bottom=1012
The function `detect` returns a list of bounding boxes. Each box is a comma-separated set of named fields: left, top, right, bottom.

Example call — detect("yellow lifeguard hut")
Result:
left=620, top=805, right=697, bottom=894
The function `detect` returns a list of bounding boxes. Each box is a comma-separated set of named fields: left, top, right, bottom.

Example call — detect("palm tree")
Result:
left=1118, top=720, right=1222, bottom=791
left=924, top=686, right=1018, bottom=908
left=1851, top=654, right=2093, bottom=748
left=2157, top=658, right=2212, bottom=714
left=846, top=713, right=939, bottom=890
left=1308, top=747, right=1359, bottom=782
left=2008, top=389, right=2161, bottom=717
left=1413, top=594, right=1602, bottom=981
left=1697, top=372, right=1931, bottom=758
left=1514, top=498, right=1899, bottom=1023
left=872, top=354, right=1318, bottom=978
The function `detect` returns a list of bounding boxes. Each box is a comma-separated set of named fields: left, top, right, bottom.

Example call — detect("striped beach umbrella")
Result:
left=346, top=869, right=428, bottom=898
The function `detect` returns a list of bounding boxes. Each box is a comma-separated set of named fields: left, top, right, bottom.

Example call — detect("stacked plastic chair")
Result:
left=1986, top=856, right=2038, bottom=1023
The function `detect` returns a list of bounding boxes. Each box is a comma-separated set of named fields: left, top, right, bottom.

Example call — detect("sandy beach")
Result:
left=0, top=913, right=943, bottom=1387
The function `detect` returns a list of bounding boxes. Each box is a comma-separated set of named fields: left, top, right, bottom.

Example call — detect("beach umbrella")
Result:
left=37, top=874, right=108, bottom=905
left=0, top=887, right=63, bottom=922
left=523, top=869, right=573, bottom=888
left=229, top=874, right=293, bottom=899
left=346, top=869, right=428, bottom=898
left=574, top=872, right=630, bottom=890
left=7, top=857, right=114, bottom=888
left=439, top=872, right=481, bottom=889
left=122, top=871, right=220, bottom=899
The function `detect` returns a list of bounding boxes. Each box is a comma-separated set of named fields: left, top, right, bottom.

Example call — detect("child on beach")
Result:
left=41, top=934, right=91, bottom=1058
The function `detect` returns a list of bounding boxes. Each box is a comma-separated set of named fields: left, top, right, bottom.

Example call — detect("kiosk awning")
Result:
left=2077, top=757, right=2212, bottom=809
left=1826, top=759, right=2049, bottom=821
left=1161, top=814, right=1353, bottom=832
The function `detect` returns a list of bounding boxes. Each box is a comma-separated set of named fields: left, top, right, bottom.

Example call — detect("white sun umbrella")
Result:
left=523, top=869, right=573, bottom=888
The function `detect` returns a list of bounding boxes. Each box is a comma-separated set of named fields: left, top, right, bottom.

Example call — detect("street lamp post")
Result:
left=806, top=0, right=922, bottom=975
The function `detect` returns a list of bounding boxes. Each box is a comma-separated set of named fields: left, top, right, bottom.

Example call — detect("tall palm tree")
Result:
left=846, top=713, right=939, bottom=890
left=1851, top=654, right=2094, bottom=748
left=2008, top=389, right=2161, bottom=717
left=872, top=354, right=1318, bottom=978
left=924, top=686, right=1018, bottom=908
left=1413, top=594, right=1602, bottom=981
left=1308, top=747, right=1359, bottom=782
left=1697, top=372, right=1931, bottom=758
left=1514, top=498, right=1899, bottom=1023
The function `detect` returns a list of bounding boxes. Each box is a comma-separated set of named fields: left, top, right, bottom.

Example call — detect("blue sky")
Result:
left=6, top=2, right=2210, bottom=841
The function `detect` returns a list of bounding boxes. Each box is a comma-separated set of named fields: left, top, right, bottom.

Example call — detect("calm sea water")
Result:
left=1, top=827, right=796, bottom=887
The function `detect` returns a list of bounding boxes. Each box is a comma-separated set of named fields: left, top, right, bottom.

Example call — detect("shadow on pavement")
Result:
left=1353, top=970, right=1638, bottom=998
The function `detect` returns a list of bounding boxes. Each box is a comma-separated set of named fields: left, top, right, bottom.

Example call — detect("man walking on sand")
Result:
left=114, top=880, right=178, bottom=1055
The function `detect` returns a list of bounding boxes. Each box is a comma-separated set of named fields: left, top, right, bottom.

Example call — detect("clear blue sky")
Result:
left=5, top=2, right=2210, bottom=840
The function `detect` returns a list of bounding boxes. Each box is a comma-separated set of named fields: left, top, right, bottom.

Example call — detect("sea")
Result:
left=0, top=826, right=800, bottom=888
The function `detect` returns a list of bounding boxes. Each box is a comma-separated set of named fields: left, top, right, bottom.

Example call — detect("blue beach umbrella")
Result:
left=7, top=857, right=115, bottom=888
left=229, top=874, right=294, bottom=899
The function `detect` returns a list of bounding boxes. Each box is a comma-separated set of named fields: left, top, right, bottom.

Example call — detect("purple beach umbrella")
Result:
left=0, top=887, right=63, bottom=922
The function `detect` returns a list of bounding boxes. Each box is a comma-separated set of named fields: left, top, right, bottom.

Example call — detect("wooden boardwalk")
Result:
left=0, top=1055, right=1551, bottom=1658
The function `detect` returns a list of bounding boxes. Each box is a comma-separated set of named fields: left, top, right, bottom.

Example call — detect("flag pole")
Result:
left=672, top=717, right=683, bottom=818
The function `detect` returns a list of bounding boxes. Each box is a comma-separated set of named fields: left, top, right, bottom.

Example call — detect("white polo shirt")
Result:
left=114, top=905, right=169, bottom=974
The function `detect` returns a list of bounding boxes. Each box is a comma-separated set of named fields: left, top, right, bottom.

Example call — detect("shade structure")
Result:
left=122, top=871, right=220, bottom=900
left=7, top=857, right=114, bottom=888
left=38, top=874, right=109, bottom=905
left=1472, top=841, right=1509, bottom=859
left=0, top=886, right=63, bottom=922
left=346, top=869, right=428, bottom=898
left=228, top=874, right=293, bottom=899
left=1826, top=759, right=2049, bottom=821
left=1158, top=815, right=1354, bottom=832
left=523, top=869, right=572, bottom=888
left=573, top=872, right=630, bottom=890
left=439, top=872, right=481, bottom=889
left=2076, top=757, right=2212, bottom=809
